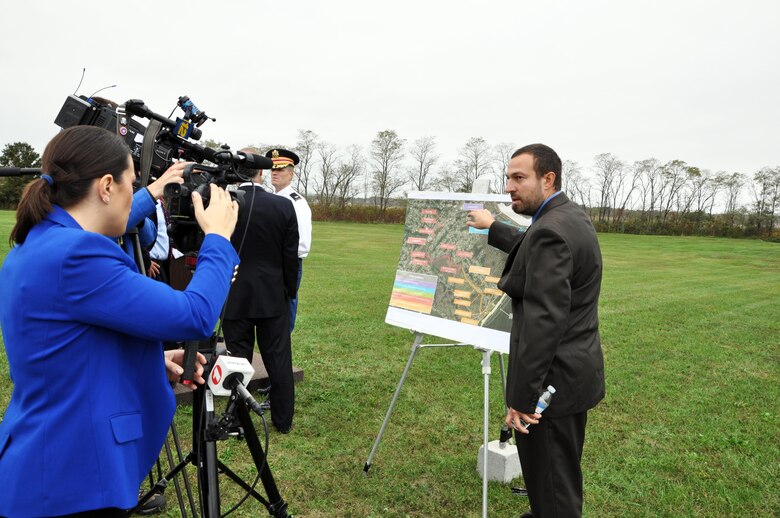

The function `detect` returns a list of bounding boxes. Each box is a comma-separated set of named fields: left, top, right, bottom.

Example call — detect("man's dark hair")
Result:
left=512, top=143, right=562, bottom=190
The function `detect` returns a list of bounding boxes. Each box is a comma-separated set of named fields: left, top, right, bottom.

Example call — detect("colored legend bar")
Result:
left=389, top=271, right=438, bottom=314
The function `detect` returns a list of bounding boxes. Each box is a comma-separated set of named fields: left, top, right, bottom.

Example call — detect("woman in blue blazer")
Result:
left=0, top=126, right=240, bottom=518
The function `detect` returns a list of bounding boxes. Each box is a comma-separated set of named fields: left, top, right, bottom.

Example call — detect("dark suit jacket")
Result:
left=225, top=185, right=299, bottom=319
left=489, top=192, right=605, bottom=417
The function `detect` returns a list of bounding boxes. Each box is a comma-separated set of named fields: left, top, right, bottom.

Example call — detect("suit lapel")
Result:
left=497, top=230, right=527, bottom=295
left=496, top=192, right=569, bottom=296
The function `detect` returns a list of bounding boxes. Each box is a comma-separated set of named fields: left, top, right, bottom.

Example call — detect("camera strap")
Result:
left=139, top=119, right=163, bottom=188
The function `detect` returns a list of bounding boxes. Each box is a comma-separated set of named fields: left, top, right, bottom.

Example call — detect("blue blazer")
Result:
left=124, top=188, right=158, bottom=254
left=0, top=206, right=239, bottom=517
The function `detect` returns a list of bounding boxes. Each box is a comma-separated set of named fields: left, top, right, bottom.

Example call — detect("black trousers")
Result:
left=515, top=411, right=588, bottom=518
left=223, top=314, right=294, bottom=430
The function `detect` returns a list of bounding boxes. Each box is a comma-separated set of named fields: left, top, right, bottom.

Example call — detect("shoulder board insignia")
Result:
left=290, top=192, right=301, bottom=200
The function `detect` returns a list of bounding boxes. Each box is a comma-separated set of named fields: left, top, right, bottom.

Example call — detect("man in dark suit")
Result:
left=223, top=151, right=300, bottom=433
left=468, top=143, right=604, bottom=517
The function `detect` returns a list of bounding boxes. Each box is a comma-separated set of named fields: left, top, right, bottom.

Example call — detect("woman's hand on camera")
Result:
left=147, top=161, right=189, bottom=200
left=192, top=184, right=239, bottom=240
left=164, top=349, right=208, bottom=389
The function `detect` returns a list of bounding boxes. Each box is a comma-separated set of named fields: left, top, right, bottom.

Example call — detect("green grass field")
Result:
left=0, top=211, right=778, bottom=517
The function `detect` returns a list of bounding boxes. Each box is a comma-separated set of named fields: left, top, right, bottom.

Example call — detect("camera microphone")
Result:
left=236, top=151, right=274, bottom=170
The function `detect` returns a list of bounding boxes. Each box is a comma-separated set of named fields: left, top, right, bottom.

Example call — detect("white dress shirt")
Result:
left=274, top=185, right=311, bottom=259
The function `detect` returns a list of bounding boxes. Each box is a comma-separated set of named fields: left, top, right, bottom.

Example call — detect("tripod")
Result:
left=130, top=347, right=290, bottom=518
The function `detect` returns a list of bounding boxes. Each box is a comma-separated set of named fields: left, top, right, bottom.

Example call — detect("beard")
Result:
left=510, top=185, right=544, bottom=216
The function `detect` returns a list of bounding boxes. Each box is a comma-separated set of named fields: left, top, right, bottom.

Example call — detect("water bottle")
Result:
left=522, top=385, right=556, bottom=429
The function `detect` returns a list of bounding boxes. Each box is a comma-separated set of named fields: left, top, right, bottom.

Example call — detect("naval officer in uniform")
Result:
left=267, top=148, right=312, bottom=332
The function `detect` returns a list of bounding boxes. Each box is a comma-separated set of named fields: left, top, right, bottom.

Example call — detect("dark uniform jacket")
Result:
left=225, top=185, right=299, bottom=319
left=488, top=192, right=605, bottom=417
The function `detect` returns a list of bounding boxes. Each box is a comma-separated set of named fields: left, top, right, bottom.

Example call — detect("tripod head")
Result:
left=145, top=337, right=289, bottom=518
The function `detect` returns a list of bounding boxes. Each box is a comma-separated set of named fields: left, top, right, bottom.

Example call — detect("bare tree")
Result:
left=491, top=142, right=515, bottom=194
left=658, top=160, right=690, bottom=225
left=370, top=130, right=406, bottom=211
left=563, top=160, right=591, bottom=210
left=609, top=162, right=640, bottom=226
left=294, top=129, right=319, bottom=196
left=721, top=172, right=744, bottom=214
left=455, top=137, right=493, bottom=192
left=750, top=166, right=780, bottom=235
left=334, top=145, right=364, bottom=208
left=592, top=153, right=624, bottom=223
left=315, top=142, right=340, bottom=206
left=407, top=136, right=439, bottom=191
left=635, top=158, right=663, bottom=220
left=676, top=167, right=720, bottom=227
left=430, top=162, right=459, bottom=192
left=681, top=168, right=722, bottom=232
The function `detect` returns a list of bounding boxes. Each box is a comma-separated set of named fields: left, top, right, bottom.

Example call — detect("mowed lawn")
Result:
left=0, top=210, right=778, bottom=517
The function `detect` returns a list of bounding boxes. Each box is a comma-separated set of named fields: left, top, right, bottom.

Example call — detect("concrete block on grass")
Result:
left=477, top=440, right=522, bottom=483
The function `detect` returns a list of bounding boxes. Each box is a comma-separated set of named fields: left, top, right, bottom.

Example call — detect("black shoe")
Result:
left=274, top=424, right=292, bottom=434
left=137, top=492, right=166, bottom=515
left=519, top=512, right=533, bottom=518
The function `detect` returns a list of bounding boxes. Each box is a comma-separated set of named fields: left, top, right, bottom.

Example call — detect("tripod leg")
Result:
left=363, top=332, right=424, bottom=474
left=235, top=398, right=290, bottom=518
left=193, top=387, right=221, bottom=518
left=199, top=441, right=220, bottom=518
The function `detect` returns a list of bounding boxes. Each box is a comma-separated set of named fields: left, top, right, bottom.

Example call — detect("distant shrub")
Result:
left=311, top=204, right=406, bottom=224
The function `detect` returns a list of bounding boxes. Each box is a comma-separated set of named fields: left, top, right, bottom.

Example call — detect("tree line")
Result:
left=2, top=132, right=779, bottom=240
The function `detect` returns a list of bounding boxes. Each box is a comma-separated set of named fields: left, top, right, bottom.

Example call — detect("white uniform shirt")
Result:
left=274, top=185, right=311, bottom=259
left=149, top=201, right=169, bottom=261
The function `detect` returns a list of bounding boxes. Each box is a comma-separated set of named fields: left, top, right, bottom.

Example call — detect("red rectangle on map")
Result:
left=421, top=217, right=437, bottom=224
left=417, top=228, right=435, bottom=235
left=407, top=237, right=427, bottom=245
left=411, top=259, right=430, bottom=266
left=421, top=209, right=438, bottom=215
left=440, top=266, right=457, bottom=274
left=440, top=243, right=457, bottom=250
left=456, top=251, right=474, bottom=258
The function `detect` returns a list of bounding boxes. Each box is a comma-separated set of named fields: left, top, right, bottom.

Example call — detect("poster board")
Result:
left=385, top=192, right=530, bottom=353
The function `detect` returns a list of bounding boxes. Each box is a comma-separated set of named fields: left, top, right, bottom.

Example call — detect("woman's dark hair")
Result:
left=10, top=126, right=131, bottom=245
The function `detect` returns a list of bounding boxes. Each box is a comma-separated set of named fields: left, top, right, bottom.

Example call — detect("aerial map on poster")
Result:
left=385, top=192, right=530, bottom=353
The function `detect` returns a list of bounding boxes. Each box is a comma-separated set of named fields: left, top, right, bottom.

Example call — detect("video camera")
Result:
left=53, top=94, right=273, bottom=255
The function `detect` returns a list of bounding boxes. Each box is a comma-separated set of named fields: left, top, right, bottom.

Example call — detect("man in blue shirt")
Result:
left=469, top=143, right=604, bottom=518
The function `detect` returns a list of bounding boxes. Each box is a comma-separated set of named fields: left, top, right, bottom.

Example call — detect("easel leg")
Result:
left=499, top=353, right=507, bottom=397
left=363, top=332, right=424, bottom=474
left=481, top=349, right=492, bottom=518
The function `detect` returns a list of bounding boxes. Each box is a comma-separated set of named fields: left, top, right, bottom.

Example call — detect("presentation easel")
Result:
left=364, top=191, right=528, bottom=517
left=362, top=331, right=508, bottom=518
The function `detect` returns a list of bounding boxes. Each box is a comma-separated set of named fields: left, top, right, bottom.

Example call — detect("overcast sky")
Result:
left=1, top=0, right=778, bottom=178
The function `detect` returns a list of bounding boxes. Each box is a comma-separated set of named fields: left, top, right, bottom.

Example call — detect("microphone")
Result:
left=206, top=355, right=265, bottom=414
left=225, top=375, right=266, bottom=415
